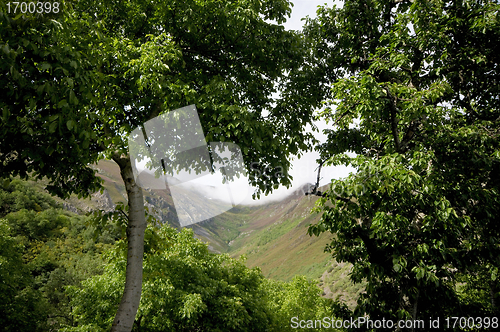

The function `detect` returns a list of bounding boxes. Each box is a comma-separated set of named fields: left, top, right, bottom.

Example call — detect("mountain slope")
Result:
left=201, top=185, right=364, bottom=308
left=76, top=160, right=362, bottom=308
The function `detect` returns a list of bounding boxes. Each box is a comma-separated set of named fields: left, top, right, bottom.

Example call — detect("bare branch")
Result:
left=118, top=209, right=130, bottom=223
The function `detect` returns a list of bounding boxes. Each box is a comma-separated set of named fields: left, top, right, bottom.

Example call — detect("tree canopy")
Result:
left=1, top=1, right=316, bottom=330
left=301, top=0, right=500, bottom=324
left=1, top=0, right=313, bottom=196
left=0, top=5, right=103, bottom=197
left=0, top=178, right=118, bottom=331
left=66, top=225, right=335, bottom=332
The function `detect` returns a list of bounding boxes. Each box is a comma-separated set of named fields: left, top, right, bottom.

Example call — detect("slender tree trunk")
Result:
left=491, top=280, right=497, bottom=314
left=411, top=289, right=419, bottom=332
left=111, top=155, right=147, bottom=332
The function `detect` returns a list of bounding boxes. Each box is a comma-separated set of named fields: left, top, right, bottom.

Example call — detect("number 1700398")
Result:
left=6, top=2, right=59, bottom=14
left=444, top=317, right=498, bottom=329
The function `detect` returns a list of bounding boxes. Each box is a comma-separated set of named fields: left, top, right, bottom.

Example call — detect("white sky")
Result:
left=283, top=0, right=334, bottom=31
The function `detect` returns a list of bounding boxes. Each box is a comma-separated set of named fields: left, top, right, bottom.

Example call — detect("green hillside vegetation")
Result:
left=0, top=178, right=120, bottom=331
left=173, top=183, right=362, bottom=308
left=0, top=177, right=341, bottom=331
left=87, top=159, right=364, bottom=309
left=319, top=263, right=365, bottom=309
left=194, top=205, right=255, bottom=252
left=228, top=195, right=331, bottom=280
left=66, top=226, right=336, bottom=332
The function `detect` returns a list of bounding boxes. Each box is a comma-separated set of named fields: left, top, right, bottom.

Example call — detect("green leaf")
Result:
left=2, top=108, right=10, bottom=121
left=416, top=268, right=425, bottom=280
left=49, top=121, right=58, bottom=133
left=69, top=90, right=78, bottom=105
left=57, top=99, right=68, bottom=108
left=40, top=63, right=51, bottom=71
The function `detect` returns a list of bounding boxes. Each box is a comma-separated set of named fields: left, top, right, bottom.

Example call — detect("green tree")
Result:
left=298, top=0, right=500, bottom=326
left=2, top=1, right=313, bottom=330
left=0, top=178, right=117, bottom=330
left=67, top=226, right=270, bottom=332
left=0, top=219, right=46, bottom=331
left=0, top=4, right=103, bottom=197
left=67, top=225, right=340, bottom=332
left=264, top=276, right=337, bottom=331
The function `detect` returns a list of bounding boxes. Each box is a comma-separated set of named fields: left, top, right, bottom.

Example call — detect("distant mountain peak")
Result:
left=289, top=183, right=316, bottom=197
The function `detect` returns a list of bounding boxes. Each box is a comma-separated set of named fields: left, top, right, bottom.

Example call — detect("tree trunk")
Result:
left=111, top=155, right=147, bottom=332
left=491, top=280, right=497, bottom=314
left=411, top=289, right=419, bottom=332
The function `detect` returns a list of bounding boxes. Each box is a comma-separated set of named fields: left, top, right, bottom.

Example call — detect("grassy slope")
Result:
left=227, top=194, right=332, bottom=281
left=207, top=190, right=364, bottom=308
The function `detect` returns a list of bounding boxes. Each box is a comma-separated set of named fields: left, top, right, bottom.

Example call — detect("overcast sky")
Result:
left=284, top=0, right=331, bottom=31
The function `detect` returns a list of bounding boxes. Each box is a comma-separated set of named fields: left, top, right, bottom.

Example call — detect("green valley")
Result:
left=90, top=160, right=362, bottom=308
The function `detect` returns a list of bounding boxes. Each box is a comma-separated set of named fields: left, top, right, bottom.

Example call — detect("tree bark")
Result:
left=111, top=154, right=147, bottom=332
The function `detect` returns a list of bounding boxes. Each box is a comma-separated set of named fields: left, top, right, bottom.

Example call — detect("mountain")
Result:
left=61, top=159, right=363, bottom=308
left=193, top=183, right=364, bottom=308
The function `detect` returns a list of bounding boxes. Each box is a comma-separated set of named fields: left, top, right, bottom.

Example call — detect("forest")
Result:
left=0, top=178, right=335, bottom=331
left=1, top=0, right=499, bottom=331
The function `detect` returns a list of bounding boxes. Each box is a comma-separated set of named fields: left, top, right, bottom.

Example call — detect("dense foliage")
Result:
left=0, top=5, right=103, bottom=197
left=1, top=1, right=316, bottom=329
left=0, top=178, right=338, bottom=331
left=66, top=225, right=337, bottom=332
left=0, top=179, right=118, bottom=331
left=1, top=0, right=312, bottom=197
left=5, top=0, right=499, bottom=330
left=301, top=0, right=500, bottom=327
